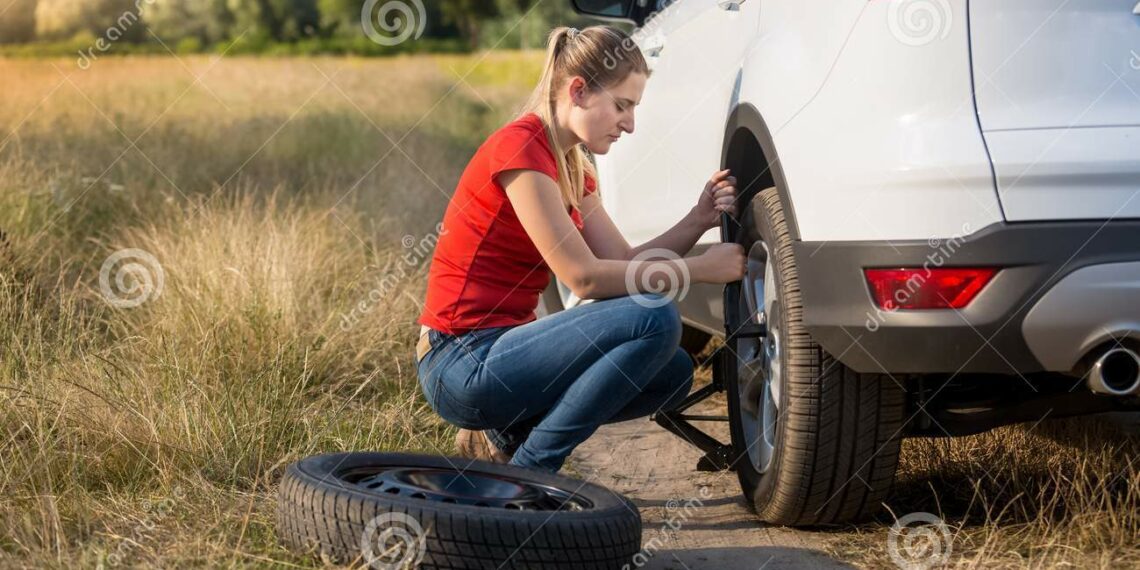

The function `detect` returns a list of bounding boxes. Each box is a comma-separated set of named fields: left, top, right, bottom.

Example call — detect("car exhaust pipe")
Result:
left=1087, top=347, right=1140, bottom=396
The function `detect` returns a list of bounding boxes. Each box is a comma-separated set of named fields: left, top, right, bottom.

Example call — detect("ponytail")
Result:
left=519, top=25, right=649, bottom=211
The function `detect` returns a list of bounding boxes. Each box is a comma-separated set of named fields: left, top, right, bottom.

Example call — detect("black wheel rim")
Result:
left=338, top=466, right=595, bottom=512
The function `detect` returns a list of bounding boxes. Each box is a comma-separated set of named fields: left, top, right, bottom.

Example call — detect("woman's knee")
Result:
left=625, top=293, right=683, bottom=346
left=641, top=349, right=694, bottom=414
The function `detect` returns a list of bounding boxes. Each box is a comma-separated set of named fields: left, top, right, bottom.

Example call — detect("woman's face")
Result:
left=567, top=71, right=647, bottom=155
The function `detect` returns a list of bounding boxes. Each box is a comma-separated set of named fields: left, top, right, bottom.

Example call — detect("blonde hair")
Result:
left=520, top=25, right=650, bottom=210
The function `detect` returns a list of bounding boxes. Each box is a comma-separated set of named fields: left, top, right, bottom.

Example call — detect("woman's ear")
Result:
left=568, top=76, right=587, bottom=107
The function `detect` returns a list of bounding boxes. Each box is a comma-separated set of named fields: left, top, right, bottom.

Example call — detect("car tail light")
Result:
left=864, top=267, right=998, bottom=310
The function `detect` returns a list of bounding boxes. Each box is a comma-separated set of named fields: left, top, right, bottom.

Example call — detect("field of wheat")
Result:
left=1, top=52, right=1138, bottom=569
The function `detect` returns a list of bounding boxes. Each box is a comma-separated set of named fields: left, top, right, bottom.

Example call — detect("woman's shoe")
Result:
left=455, top=428, right=512, bottom=464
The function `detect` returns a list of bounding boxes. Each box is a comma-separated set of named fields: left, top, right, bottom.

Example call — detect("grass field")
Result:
left=0, top=51, right=545, bottom=568
left=1, top=52, right=1138, bottom=569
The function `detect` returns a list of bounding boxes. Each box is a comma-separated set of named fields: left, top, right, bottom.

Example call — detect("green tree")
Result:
left=0, top=0, right=37, bottom=43
left=225, top=0, right=318, bottom=41
left=331, top=0, right=454, bottom=42
left=481, top=0, right=588, bottom=50
left=272, top=0, right=320, bottom=39
left=439, top=0, right=499, bottom=50
left=316, top=0, right=362, bottom=35
left=146, top=0, right=234, bottom=44
left=35, top=0, right=147, bottom=40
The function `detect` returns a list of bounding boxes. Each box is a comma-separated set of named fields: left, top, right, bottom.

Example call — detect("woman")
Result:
left=415, top=25, right=747, bottom=474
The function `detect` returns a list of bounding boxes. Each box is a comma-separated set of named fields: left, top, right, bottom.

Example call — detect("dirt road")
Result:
left=566, top=391, right=853, bottom=570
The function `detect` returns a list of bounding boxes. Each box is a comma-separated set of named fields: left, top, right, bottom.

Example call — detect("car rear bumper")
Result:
left=794, top=220, right=1140, bottom=375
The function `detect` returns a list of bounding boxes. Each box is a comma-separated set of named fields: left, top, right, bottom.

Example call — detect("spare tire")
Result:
left=276, top=452, right=642, bottom=569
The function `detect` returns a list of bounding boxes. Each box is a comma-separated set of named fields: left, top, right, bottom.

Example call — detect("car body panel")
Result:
left=969, top=0, right=1140, bottom=221
left=574, top=0, right=1140, bottom=375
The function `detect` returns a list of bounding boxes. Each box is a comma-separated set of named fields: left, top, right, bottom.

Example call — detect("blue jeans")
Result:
left=416, top=293, right=695, bottom=473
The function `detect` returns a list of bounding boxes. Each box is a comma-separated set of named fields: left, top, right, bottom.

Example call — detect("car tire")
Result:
left=725, top=186, right=906, bottom=526
left=276, top=452, right=642, bottom=569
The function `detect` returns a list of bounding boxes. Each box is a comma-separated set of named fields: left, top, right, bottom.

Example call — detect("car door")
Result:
left=594, top=0, right=692, bottom=249
left=597, top=0, right=762, bottom=248
left=655, top=0, right=762, bottom=244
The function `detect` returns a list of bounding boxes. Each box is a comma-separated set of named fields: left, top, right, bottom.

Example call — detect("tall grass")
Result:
left=0, top=52, right=542, bottom=568
left=829, top=416, right=1140, bottom=568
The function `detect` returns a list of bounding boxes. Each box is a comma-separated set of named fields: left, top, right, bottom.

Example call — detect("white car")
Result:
left=550, top=0, right=1140, bottom=526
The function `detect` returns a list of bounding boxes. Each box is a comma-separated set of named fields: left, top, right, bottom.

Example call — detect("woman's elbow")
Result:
left=566, top=274, right=594, bottom=300
left=563, top=266, right=598, bottom=300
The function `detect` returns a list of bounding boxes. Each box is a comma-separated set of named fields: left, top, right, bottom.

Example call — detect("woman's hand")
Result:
left=692, top=168, right=738, bottom=230
left=692, top=242, right=747, bottom=284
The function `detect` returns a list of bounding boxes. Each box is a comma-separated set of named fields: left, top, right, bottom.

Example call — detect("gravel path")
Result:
left=566, top=392, right=854, bottom=570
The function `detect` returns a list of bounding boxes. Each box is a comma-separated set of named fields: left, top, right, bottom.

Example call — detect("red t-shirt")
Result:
left=418, top=112, right=597, bottom=335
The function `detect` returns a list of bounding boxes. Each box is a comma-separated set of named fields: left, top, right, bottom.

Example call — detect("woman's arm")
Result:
left=579, top=193, right=706, bottom=260
left=579, top=169, right=736, bottom=261
left=502, top=169, right=741, bottom=300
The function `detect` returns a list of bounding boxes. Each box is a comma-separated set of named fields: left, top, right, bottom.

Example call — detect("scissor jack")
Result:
left=650, top=209, right=767, bottom=471
left=650, top=319, right=765, bottom=471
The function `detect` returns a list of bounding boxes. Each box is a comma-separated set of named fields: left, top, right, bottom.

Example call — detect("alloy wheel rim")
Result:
left=736, top=240, right=782, bottom=474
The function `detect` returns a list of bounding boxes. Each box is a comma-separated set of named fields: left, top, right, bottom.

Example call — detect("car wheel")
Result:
left=725, top=186, right=906, bottom=526
left=277, top=452, right=642, bottom=569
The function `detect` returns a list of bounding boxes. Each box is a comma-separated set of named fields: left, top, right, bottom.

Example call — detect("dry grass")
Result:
left=0, top=52, right=542, bottom=568
left=2, top=52, right=1137, bottom=569
left=828, top=415, right=1140, bottom=568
